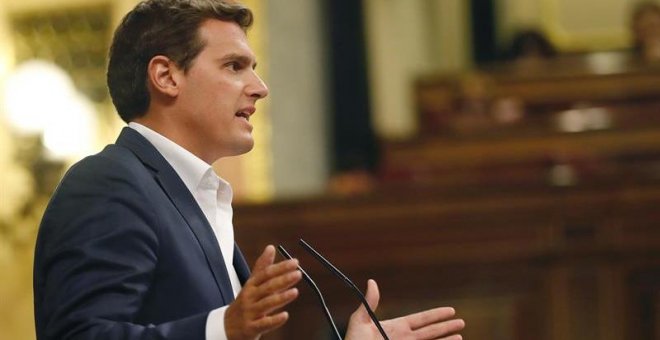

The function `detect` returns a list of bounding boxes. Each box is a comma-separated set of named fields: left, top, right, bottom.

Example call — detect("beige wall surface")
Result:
left=364, top=0, right=470, bottom=140
left=499, top=0, right=654, bottom=51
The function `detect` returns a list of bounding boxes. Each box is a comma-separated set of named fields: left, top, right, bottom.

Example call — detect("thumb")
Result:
left=364, top=279, right=380, bottom=312
left=354, top=279, right=380, bottom=322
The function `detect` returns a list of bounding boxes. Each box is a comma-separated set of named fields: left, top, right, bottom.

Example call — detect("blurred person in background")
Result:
left=503, top=28, right=557, bottom=65
left=631, top=1, right=660, bottom=61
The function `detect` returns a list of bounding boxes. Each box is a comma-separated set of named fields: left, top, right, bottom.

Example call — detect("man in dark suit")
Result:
left=34, top=1, right=465, bottom=339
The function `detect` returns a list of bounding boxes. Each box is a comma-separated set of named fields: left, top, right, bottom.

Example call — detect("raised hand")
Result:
left=345, top=279, right=465, bottom=340
left=224, top=245, right=303, bottom=340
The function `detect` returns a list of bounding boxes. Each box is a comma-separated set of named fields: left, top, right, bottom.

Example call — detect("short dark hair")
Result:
left=507, top=29, right=556, bottom=60
left=107, top=0, right=253, bottom=122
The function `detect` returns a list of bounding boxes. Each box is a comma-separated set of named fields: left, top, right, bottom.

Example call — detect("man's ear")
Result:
left=147, top=55, right=182, bottom=98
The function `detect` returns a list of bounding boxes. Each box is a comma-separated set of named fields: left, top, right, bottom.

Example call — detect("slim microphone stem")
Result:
left=276, top=245, right=343, bottom=340
left=299, top=239, right=390, bottom=340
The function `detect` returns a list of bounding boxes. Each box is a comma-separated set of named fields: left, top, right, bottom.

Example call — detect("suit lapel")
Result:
left=116, top=127, right=236, bottom=304
left=233, top=244, right=251, bottom=285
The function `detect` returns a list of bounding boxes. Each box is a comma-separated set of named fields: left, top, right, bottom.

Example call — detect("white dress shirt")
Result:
left=129, top=122, right=241, bottom=340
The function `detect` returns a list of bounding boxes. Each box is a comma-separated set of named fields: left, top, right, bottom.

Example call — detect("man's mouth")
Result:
left=236, top=107, right=256, bottom=121
left=235, top=111, right=250, bottom=121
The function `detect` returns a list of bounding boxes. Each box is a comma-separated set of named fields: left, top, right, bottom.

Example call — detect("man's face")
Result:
left=173, top=19, right=268, bottom=163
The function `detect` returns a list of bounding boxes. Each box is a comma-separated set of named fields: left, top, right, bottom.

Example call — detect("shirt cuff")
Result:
left=206, top=306, right=229, bottom=340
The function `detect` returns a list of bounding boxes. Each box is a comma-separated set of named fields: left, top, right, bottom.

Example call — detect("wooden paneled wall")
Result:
left=234, top=182, right=660, bottom=339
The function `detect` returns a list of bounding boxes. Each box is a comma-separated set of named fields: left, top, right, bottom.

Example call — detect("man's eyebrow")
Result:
left=219, top=53, right=258, bottom=69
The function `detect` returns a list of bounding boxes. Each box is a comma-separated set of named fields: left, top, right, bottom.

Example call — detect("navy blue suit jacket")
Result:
left=34, top=127, right=251, bottom=339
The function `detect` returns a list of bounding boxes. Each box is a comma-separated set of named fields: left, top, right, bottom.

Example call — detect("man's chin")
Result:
left=230, top=140, right=255, bottom=156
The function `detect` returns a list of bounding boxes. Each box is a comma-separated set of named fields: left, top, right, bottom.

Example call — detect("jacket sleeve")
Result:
left=34, top=155, right=208, bottom=340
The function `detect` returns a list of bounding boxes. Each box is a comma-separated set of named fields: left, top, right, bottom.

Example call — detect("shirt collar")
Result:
left=128, top=122, right=232, bottom=200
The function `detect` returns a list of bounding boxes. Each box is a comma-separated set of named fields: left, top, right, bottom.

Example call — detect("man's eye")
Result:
left=227, top=62, right=242, bottom=71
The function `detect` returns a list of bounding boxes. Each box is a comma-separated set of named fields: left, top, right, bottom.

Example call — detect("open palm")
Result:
left=344, top=280, right=465, bottom=340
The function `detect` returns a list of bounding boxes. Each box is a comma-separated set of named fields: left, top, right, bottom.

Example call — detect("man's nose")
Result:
left=248, top=73, right=269, bottom=99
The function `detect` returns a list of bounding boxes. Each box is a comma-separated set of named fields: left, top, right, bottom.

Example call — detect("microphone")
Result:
left=299, top=239, right=390, bottom=340
left=276, top=245, right=343, bottom=340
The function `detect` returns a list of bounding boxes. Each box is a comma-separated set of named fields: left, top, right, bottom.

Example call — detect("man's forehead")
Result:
left=199, top=19, right=248, bottom=43
left=198, top=19, right=256, bottom=59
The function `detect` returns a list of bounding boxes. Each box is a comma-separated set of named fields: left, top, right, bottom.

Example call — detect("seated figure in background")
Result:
left=631, top=1, right=660, bottom=62
left=503, top=28, right=557, bottom=65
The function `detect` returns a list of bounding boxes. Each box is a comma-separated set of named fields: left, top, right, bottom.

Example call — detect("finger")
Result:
left=253, top=287, right=300, bottom=316
left=249, top=258, right=300, bottom=287
left=414, top=318, right=465, bottom=340
left=252, top=270, right=302, bottom=301
left=437, top=334, right=463, bottom=340
left=407, top=307, right=457, bottom=330
left=250, top=311, right=290, bottom=334
left=251, top=245, right=276, bottom=274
